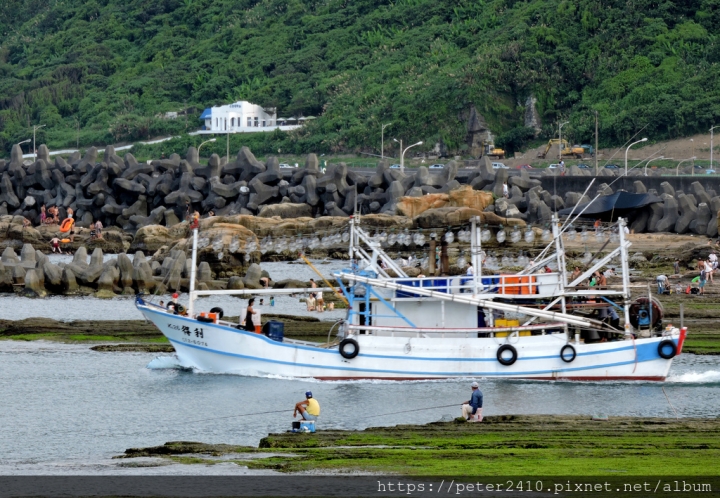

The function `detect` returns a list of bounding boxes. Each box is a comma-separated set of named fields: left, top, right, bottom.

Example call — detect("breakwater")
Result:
left=2, top=143, right=719, bottom=241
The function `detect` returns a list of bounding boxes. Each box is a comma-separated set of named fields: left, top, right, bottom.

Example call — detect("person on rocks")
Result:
left=270, top=296, right=275, bottom=307
left=94, top=219, right=103, bottom=239
left=656, top=274, right=669, bottom=294
left=50, top=237, right=62, bottom=254
left=294, top=391, right=320, bottom=421
left=243, top=298, right=258, bottom=332
left=47, top=206, right=59, bottom=224
left=90, top=220, right=98, bottom=240
left=60, top=213, right=75, bottom=242
left=571, top=266, right=582, bottom=282
left=306, top=293, right=316, bottom=311
left=316, top=290, right=324, bottom=312
left=22, top=217, right=31, bottom=228
left=461, top=381, right=483, bottom=422
left=596, top=271, right=607, bottom=289
left=40, top=205, right=47, bottom=224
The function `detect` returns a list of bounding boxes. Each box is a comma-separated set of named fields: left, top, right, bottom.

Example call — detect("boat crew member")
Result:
left=294, top=391, right=320, bottom=421
left=461, top=381, right=483, bottom=422
left=244, top=298, right=257, bottom=331
left=167, top=293, right=182, bottom=313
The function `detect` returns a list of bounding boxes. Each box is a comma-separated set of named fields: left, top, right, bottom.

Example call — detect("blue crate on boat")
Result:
left=396, top=279, right=421, bottom=298
left=262, top=320, right=284, bottom=342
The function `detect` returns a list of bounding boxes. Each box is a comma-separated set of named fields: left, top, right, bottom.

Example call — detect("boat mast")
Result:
left=188, top=228, right=198, bottom=317
left=551, top=216, right=567, bottom=314
left=618, top=217, right=632, bottom=337
left=471, top=216, right=481, bottom=293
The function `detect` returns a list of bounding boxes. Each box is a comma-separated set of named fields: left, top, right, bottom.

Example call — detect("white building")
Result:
left=198, top=101, right=302, bottom=134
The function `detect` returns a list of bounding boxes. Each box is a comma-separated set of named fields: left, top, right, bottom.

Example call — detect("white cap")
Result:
left=471, top=381, right=479, bottom=388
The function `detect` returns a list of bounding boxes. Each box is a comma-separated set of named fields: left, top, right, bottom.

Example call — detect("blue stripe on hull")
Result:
left=167, top=337, right=672, bottom=377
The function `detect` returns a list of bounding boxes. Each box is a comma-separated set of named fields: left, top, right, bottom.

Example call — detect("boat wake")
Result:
left=666, top=370, right=720, bottom=384
left=146, top=355, right=189, bottom=370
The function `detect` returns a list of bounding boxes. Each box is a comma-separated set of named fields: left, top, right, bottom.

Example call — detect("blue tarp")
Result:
left=558, top=190, right=662, bottom=220
left=199, top=108, right=212, bottom=120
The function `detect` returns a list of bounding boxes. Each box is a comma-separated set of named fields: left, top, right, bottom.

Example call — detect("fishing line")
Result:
left=661, top=386, right=679, bottom=420
left=364, top=403, right=462, bottom=419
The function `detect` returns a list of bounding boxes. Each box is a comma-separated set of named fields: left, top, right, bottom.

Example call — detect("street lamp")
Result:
left=394, top=138, right=422, bottom=174
left=197, top=138, right=217, bottom=156
left=690, top=139, right=695, bottom=175
left=624, top=137, right=648, bottom=175
left=676, top=157, right=697, bottom=176
left=643, top=156, right=669, bottom=176
left=32, top=124, right=46, bottom=161
left=558, top=121, right=569, bottom=161
left=381, top=123, right=392, bottom=160
left=401, top=141, right=422, bottom=174
left=711, top=126, right=719, bottom=171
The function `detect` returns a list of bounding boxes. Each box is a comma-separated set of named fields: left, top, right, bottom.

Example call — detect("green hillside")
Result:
left=1, top=0, right=719, bottom=157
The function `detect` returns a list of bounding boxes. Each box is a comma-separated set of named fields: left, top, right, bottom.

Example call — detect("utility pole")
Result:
left=226, top=131, right=230, bottom=164
left=559, top=121, right=569, bottom=161
left=594, top=111, right=599, bottom=176
left=381, top=122, right=392, bottom=160
left=32, top=124, right=46, bottom=161
left=711, top=126, right=718, bottom=171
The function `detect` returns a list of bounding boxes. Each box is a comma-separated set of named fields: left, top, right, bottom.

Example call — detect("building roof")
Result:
left=199, top=108, right=212, bottom=120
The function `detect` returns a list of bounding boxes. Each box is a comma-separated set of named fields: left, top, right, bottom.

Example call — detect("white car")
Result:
left=492, top=162, right=509, bottom=169
left=429, top=164, right=445, bottom=169
left=279, top=163, right=295, bottom=168
left=390, top=164, right=401, bottom=169
left=548, top=163, right=564, bottom=169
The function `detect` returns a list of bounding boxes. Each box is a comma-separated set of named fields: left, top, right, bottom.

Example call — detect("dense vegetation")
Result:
left=1, top=0, right=719, bottom=157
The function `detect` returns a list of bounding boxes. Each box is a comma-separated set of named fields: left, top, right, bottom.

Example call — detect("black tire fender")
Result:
left=175, top=304, right=186, bottom=315
left=496, top=344, right=518, bottom=366
left=560, top=344, right=576, bottom=363
left=210, top=307, right=224, bottom=319
left=658, top=340, right=677, bottom=359
left=339, top=338, right=360, bottom=359
left=197, top=316, right=214, bottom=323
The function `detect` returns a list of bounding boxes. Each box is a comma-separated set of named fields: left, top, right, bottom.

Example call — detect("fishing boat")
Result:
left=136, top=214, right=686, bottom=381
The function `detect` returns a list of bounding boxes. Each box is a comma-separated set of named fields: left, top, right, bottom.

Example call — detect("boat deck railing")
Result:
left=382, top=272, right=625, bottom=300
left=346, top=323, right=567, bottom=339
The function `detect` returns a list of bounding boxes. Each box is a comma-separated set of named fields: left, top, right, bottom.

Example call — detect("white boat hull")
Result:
left=139, top=304, right=679, bottom=381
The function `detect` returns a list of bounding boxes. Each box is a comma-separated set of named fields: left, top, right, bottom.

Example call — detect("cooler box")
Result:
left=300, top=420, right=316, bottom=433
left=262, top=320, right=284, bottom=342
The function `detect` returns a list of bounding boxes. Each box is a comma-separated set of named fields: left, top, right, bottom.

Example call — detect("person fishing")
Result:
left=244, top=298, right=257, bottom=332
left=461, top=381, right=483, bottom=422
left=294, top=391, right=320, bottom=421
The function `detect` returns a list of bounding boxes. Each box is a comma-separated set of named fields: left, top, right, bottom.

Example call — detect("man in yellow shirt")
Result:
left=294, top=391, right=320, bottom=421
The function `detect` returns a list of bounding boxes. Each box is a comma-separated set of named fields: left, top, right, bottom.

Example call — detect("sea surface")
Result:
left=0, top=260, right=348, bottom=321
left=0, top=341, right=718, bottom=475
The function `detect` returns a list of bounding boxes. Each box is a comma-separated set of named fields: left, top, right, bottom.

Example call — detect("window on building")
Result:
left=254, top=117, right=259, bottom=127
left=216, top=118, right=218, bottom=128
left=247, top=117, right=252, bottom=127
left=262, top=120, right=266, bottom=127
left=231, top=117, right=235, bottom=127
left=224, top=119, right=227, bottom=130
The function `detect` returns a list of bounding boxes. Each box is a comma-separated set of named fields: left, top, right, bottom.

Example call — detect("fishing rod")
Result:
left=176, top=409, right=295, bottom=426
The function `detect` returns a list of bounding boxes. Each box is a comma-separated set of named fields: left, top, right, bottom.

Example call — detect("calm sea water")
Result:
left=0, top=260, right=348, bottom=321
left=0, top=341, right=718, bottom=475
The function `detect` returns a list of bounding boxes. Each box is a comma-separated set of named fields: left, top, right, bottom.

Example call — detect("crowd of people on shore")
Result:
left=18, top=205, right=104, bottom=255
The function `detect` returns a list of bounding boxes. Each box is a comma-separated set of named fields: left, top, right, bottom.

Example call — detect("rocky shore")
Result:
left=117, top=415, right=720, bottom=475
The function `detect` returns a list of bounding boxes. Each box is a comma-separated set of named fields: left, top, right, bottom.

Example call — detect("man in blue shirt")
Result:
left=461, top=381, right=483, bottom=422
